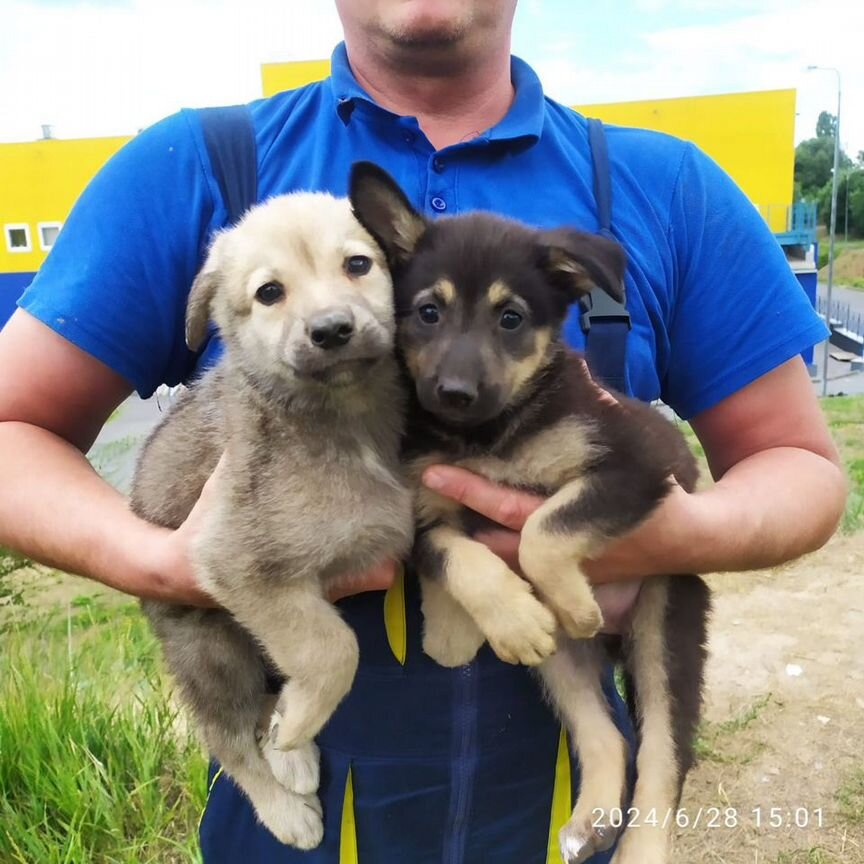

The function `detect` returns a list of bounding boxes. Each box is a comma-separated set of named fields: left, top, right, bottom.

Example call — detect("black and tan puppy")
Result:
left=349, top=163, right=711, bottom=864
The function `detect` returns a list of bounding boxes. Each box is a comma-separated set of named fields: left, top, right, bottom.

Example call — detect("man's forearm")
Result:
left=0, top=421, right=171, bottom=597
left=0, top=422, right=396, bottom=605
left=584, top=445, right=847, bottom=583
left=680, top=446, right=847, bottom=574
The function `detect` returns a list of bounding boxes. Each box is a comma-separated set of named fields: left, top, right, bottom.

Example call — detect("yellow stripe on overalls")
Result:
left=197, top=766, right=225, bottom=832
left=546, top=726, right=572, bottom=864
left=382, top=564, right=407, bottom=665
left=339, top=766, right=359, bottom=863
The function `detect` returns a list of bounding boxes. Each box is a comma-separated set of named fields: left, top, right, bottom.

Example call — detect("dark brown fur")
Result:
left=350, top=162, right=711, bottom=864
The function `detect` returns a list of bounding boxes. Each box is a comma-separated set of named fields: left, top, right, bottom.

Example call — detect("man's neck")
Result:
left=345, top=41, right=515, bottom=151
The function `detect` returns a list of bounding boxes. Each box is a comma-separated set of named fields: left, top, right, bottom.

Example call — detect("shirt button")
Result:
left=431, top=197, right=447, bottom=212
left=432, top=157, right=445, bottom=173
left=402, top=131, right=415, bottom=144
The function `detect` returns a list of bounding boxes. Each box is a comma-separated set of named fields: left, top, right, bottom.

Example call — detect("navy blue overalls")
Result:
left=194, top=107, right=635, bottom=864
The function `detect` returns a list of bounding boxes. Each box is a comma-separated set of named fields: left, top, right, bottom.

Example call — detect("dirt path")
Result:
left=674, top=534, right=864, bottom=864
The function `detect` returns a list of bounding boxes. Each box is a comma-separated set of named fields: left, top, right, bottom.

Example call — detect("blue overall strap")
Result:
left=186, top=106, right=258, bottom=378
left=580, top=118, right=631, bottom=392
left=197, top=105, right=258, bottom=226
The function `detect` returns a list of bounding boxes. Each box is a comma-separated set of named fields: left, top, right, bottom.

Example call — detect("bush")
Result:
left=817, top=169, right=864, bottom=237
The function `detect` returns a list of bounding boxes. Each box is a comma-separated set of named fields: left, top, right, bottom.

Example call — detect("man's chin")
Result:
left=382, top=3, right=470, bottom=47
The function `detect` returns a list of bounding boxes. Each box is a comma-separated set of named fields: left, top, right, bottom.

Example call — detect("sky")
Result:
left=0, top=0, right=861, bottom=156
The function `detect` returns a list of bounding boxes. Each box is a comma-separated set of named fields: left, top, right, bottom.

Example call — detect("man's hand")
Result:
left=148, top=454, right=397, bottom=607
left=419, top=464, right=690, bottom=634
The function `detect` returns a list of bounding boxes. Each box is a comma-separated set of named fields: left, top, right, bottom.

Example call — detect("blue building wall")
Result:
left=0, top=272, right=34, bottom=329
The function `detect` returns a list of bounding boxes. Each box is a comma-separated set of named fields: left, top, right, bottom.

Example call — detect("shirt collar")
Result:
left=328, top=42, right=545, bottom=144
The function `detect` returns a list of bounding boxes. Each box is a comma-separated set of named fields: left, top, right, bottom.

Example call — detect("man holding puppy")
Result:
left=0, top=1, right=846, bottom=862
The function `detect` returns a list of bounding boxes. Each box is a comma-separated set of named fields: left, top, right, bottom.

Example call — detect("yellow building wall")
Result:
left=0, top=136, right=129, bottom=273
left=573, top=90, right=796, bottom=233
left=0, top=65, right=796, bottom=280
left=261, top=59, right=331, bottom=98
left=260, top=61, right=795, bottom=231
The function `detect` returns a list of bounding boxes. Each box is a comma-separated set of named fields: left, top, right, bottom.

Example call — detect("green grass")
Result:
left=679, top=395, right=864, bottom=534
left=820, top=396, right=864, bottom=534
left=817, top=237, right=864, bottom=270
left=775, top=850, right=839, bottom=864
left=0, top=597, right=207, bottom=864
left=693, top=694, right=774, bottom=765
left=837, top=766, right=864, bottom=826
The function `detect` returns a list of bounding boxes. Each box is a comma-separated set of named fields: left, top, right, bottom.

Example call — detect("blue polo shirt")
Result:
left=19, top=43, right=826, bottom=864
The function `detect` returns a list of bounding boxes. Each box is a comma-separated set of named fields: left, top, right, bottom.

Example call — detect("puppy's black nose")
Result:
left=308, top=309, right=355, bottom=350
left=436, top=378, right=478, bottom=410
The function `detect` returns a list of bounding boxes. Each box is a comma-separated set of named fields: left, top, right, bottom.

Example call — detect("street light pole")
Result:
left=806, top=65, right=841, bottom=397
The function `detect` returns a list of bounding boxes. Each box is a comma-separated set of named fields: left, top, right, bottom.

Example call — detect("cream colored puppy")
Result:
left=131, top=192, right=414, bottom=849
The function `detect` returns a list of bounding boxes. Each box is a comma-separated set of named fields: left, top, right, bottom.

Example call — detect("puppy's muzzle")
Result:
left=308, top=308, right=355, bottom=351
left=436, top=376, right=478, bottom=411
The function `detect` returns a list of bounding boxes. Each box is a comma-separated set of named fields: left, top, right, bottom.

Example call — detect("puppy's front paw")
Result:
left=257, top=789, right=324, bottom=849
left=484, top=585, right=558, bottom=666
left=519, top=538, right=604, bottom=640
left=263, top=738, right=320, bottom=795
left=423, top=615, right=485, bottom=667
left=549, top=593, right=604, bottom=641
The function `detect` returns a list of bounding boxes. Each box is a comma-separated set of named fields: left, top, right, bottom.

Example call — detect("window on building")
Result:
left=5, top=224, right=32, bottom=253
left=38, top=222, right=62, bottom=251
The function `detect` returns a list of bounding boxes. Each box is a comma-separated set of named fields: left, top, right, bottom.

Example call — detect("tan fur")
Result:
left=424, top=525, right=557, bottom=666
left=541, top=642, right=629, bottom=862
left=610, top=579, right=677, bottom=864
left=432, top=277, right=457, bottom=305
left=486, top=279, right=514, bottom=306
left=194, top=194, right=395, bottom=373
left=394, top=208, right=426, bottom=257
left=410, top=420, right=604, bottom=664
left=546, top=246, right=597, bottom=291
left=420, top=572, right=486, bottom=667
left=457, top=418, right=603, bottom=491
left=409, top=452, right=464, bottom=527
left=132, top=192, right=413, bottom=850
left=519, top=479, right=606, bottom=639
left=505, top=327, right=553, bottom=396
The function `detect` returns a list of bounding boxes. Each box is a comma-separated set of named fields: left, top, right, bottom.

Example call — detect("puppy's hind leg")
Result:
left=258, top=693, right=320, bottom=796
left=227, top=583, right=359, bottom=753
left=610, top=576, right=710, bottom=864
left=538, top=639, right=629, bottom=864
left=143, top=602, right=323, bottom=849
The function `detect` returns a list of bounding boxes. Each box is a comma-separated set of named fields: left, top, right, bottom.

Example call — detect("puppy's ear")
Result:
left=537, top=229, right=627, bottom=304
left=185, top=233, right=226, bottom=351
left=349, top=162, right=427, bottom=269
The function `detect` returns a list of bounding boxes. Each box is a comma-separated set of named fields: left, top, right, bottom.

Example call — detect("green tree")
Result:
left=848, top=171, right=864, bottom=237
left=816, top=110, right=836, bottom=138
left=819, top=169, right=864, bottom=237
left=796, top=137, right=835, bottom=197
left=794, top=112, right=852, bottom=200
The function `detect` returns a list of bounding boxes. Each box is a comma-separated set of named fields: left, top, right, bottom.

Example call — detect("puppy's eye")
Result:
left=500, top=309, right=523, bottom=331
left=345, top=255, right=372, bottom=276
left=418, top=303, right=440, bottom=325
left=255, top=281, right=284, bottom=306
